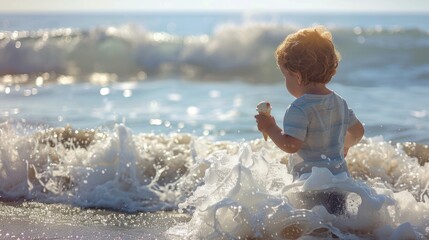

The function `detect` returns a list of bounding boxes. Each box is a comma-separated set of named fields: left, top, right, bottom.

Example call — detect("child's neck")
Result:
left=301, top=83, right=332, bottom=96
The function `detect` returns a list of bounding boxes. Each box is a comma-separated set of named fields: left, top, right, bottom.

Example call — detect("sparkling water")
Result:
left=0, top=12, right=428, bottom=239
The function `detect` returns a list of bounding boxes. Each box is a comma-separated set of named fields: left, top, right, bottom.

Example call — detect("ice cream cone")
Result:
left=256, top=101, right=272, bottom=141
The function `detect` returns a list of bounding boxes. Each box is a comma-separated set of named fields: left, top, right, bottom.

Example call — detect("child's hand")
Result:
left=255, top=114, right=276, bottom=135
left=256, top=101, right=272, bottom=140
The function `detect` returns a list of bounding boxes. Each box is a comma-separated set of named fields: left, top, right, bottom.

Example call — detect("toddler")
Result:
left=255, top=26, right=365, bottom=215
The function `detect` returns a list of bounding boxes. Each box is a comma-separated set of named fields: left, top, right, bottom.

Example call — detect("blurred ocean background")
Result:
left=1, top=12, right=429, bottom=142
left=0, top=12, right=428, bottom=239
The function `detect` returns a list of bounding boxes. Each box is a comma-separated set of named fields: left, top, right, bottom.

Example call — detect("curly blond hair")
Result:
left=275, top=26, right=341, bottom=85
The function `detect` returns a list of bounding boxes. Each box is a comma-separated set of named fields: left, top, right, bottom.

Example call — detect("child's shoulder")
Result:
left=291, top=92, right=349, bottom=111
left=292, top=92, right=336, bottom=106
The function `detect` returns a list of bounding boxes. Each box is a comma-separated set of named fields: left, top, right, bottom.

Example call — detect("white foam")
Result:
left=0, top=123, right=428, bottom=238
left=171, top=138, right=428, bottom=239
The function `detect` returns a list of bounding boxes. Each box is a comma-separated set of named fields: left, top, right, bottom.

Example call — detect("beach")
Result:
left=1, top=12, right=428, bottom=239
left=0, top=201, right=189, bottom=239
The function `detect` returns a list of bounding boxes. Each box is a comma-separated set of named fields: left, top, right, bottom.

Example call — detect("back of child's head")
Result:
left=275, top=26, right=341, bottom=85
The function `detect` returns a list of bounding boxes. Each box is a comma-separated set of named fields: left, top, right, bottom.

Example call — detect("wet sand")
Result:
left=0, top=201, right=189, bottom=240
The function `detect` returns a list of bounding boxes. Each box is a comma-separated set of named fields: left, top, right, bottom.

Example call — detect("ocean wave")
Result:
left=0, top=122, right=428, bottom=238
left=1, top=24, right=429, bottom=84
left=0, top=122, right=427, bottom=207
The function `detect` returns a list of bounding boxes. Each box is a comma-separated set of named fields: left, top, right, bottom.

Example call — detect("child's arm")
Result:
left=255, top=115, right=302, bottom=153
left=344, top=120, right=365, bottom=153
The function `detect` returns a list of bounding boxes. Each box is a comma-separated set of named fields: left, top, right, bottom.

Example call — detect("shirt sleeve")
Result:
left=283, top=105, right=309, bottom=141
left=348, top=108, right=359, bottom=128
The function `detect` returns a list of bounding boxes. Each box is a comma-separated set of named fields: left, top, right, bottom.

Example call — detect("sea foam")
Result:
left=0, top=123, right=428, bottom=238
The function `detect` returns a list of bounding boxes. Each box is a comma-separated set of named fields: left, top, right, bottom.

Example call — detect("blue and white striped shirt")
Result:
left=283, top=92, right=358, bottom=179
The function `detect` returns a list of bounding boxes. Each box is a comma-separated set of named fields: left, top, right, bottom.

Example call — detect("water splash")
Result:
left=0, top=123, right=428, bottom=238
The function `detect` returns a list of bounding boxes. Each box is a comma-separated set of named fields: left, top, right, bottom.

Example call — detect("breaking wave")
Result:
left=1, top=24, right=429, bottom=84
left=0, top=122, right=428, bottom=238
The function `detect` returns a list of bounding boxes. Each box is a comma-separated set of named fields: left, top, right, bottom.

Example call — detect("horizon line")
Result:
left=1, top=9, right=429, bottom=14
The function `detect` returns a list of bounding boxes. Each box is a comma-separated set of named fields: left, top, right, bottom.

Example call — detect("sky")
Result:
left=1, top=0, right=429, bottom=13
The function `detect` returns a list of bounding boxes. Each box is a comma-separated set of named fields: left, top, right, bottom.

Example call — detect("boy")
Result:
left=255, top=26, right=364, bottom=215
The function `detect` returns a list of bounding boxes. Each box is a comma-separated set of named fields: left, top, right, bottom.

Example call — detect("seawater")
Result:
left=0, top=12, right=428, bottom=239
